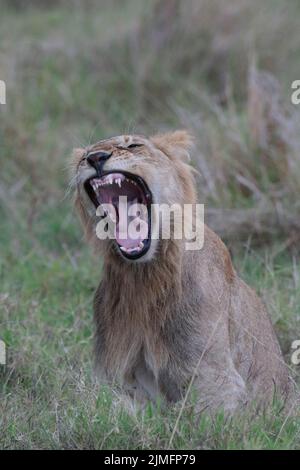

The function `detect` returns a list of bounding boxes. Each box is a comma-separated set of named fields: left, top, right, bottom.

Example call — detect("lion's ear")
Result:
left=151, top=130, right=194, bottom=162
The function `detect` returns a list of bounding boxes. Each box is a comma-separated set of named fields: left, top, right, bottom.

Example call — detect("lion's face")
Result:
left=72, top=131, right=195, bottom=262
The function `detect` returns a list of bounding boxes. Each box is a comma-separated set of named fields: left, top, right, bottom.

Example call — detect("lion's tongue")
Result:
left=115, top=200, right=144, bottom=249
left=96, top=178, right=149, bottom=250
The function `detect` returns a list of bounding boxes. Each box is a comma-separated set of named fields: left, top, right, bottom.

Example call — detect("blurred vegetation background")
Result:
left=0, top=0, right=300, bottom=449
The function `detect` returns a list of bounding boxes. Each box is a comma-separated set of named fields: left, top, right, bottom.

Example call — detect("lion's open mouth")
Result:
left=84, top=171, right=152, bottom=259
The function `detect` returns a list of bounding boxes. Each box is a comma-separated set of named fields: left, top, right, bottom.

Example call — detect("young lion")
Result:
left=72, top=130, right=293, bottom=414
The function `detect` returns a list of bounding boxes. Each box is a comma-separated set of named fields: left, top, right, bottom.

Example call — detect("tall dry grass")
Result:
left=175, top=61, right=300, bottom=242
left=130, top=0, right=300, bottom=243
left=1, top=0, right=299, bottom=244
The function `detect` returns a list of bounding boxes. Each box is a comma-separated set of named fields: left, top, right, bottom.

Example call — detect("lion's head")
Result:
left=72, top=130, right=197, bottom=262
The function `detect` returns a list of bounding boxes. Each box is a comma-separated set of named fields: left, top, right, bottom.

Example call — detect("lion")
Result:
left=72, top=130, right=293, bottom=414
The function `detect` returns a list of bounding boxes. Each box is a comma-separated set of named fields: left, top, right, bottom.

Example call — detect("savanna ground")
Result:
left=0, top=0, right=300, bottom=450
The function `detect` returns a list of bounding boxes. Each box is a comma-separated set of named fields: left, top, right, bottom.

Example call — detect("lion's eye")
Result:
left=127, top=143, right=143, bottom=149
left=116, top=143, right=143, bottom=151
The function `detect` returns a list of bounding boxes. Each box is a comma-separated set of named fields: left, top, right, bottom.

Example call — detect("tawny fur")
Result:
left=72, top=130, right=293, bottom=414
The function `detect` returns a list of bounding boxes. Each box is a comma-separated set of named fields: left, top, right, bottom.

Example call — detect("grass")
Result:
left=1, top=224, right=299, bottom=449
left=0, top=0, right=300, bottom=450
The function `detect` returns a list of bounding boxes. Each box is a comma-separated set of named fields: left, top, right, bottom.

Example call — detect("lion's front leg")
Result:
left=193, top=358, right=248, bottom=414
left=123, top=361, right=162, bottom=406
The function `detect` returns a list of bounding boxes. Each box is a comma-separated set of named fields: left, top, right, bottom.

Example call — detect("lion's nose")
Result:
left=87, top=150, right=112, bottom=175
